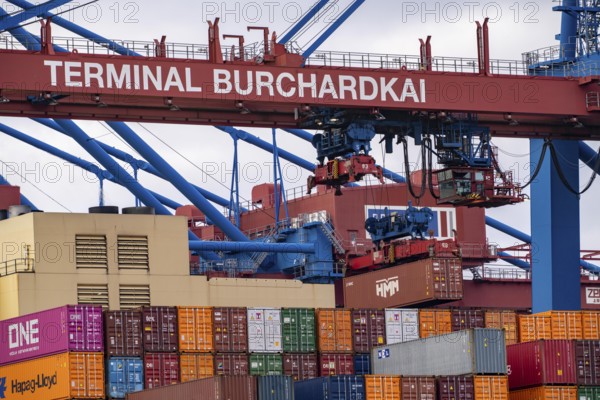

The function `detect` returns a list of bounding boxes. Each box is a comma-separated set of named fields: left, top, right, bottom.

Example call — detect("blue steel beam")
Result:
left=106, top=121, right=249, bottom=243
left=302, top=0, right=366, bottom=59
left=0, top=0, right=73, bottom=32
left=0, top=6, right=40, bottom=50
left=5, top=0, right=140, bottom=55
left=0, top=174, right=37, bottom=209
left=485, top=216, right=531, bottom=243
left=278, top=0, right=331, bottom=44
left=189, top=240, right=315, bottom=254
left=32, top=118, right=243, bottom=211
left=497, top=251, right=531, bottom=270
left=579, top=142, right=600, bottom=174
left=560, top=0, right=578, bottom=59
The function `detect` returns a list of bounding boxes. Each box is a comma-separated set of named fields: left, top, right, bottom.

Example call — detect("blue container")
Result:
left=107, top=357, right=144, bottom=399
left=353, top=354, right=371, bottom=375
left=294, top=376, right=365, bottom=400
left=258, top=375, right=295, bottom=400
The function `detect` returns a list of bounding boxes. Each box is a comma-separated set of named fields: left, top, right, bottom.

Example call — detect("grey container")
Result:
left=258, top=376, right=294, bottom=400
left=371, top=328, right=507, bottom=376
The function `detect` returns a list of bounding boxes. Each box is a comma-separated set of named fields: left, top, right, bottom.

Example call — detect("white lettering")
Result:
left=276, top=72, right=296, bottom=98
left=185, top=67, right=202, bottom=93
left=143, top=65, right=162, bottom=91
left=380, top=77, right=400, bottom=102
left=420, top=79, right=426, bottom=103
left=318, top=75, right=338, bottom=99
left=64, top=62, right=82, bottom=87
left=8, top=319, right=39, bottom=349
left=164, top=67, right=184, bottom=91
left=233, top=70, right=253, bottom=95
left=44, top=60, right=63, bottom=86
left=339, top=75, right=357, bottom=100
left=375, top=277, right=399, bottom=298
left=133, top=64, right=141, bottom=89
left=214, top=69, right=232, bottom=94
left=297, top=73, right=317, bottom=98
left=359, top=76, right=378, bottom=101
left=107, top=64, right=131, bottom=89
left=256, top=71, right=275, bottom=97
left=400, top=78, right=420, bottom=103
left=84, top=63, right=104, bottom=88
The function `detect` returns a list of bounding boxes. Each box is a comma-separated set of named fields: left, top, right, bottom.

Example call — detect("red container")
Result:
left=352, top=309, right=386, bottom=353
left=215, top=353, right=249, bottom=376
left=575, top=340, right=600, bottom=386
left=282, top=353, right=318, bottom=381
left=437, top=375, right=474, bottom=400
left=0, top=304, right=103, bottom=366
left=339, top=258, right=462, bottom=308
left=141, top=306, right=178, bottom=353
left=213, top=307, right=248, bottom=352
left=507, top=340, right=577, bottom=389
left=104, top=310, right=143, bottom=357
left=401, top=376, right=436, bottom=400
left=127, top=375, right=257, bottom=400
left=319, top=353, right=354, bottom=376
left=144, top=353, right=179, bottom=389
left=451, top=309, right=485, bottom=331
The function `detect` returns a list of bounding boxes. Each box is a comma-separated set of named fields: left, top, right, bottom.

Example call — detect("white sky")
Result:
left=0, top=0, right=598, bottom=255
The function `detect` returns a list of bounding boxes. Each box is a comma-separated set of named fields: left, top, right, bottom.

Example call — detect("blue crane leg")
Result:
left=278, top=0, right=331, bottom=44
left=0, top=0, right=73, bottom=32
left=560, top=0, right=578, bottom=59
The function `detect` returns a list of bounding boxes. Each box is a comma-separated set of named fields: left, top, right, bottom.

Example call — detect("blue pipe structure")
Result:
left=302, top=0, right=366, bottom=59
left=0, top=174, right=37, bottom=209
left=106, top=121, right=250, bottom=243
left=579, top=142, right=600, bottom=175
left=32, top=118, right=243, bottom=211
left=278, top=0, right=331, bottom=44
left=5, top=0, right=141, bottom=56
left=497, top=251, right=531, bottom=270
left=560, top=0, right=578, bottom=60
left=0, top=6, right=40, bottom=50
left=0, top=0, right=73, bottom=32
left=189, top=240, right=315, bottom=254
left=485, top=216, right=531, bottom=243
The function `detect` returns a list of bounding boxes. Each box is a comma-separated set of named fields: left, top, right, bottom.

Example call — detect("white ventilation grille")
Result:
left=77, top=284, right=109, bottom=309
left=75, top=235, right=108, bottom=269
left=119, top=284, right=150, bottom=309
left=117, top=236, right=149, bottom=270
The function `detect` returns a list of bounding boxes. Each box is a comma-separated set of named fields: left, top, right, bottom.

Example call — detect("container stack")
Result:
left=214, top=307, right=249, bottom=375
left=177, top=306, right=214, bottom=382
left=281, top=308, right=318, bottom=381
left=0, top=305, right=105, bottom=399
left=248, top=307, right=283, bottom=376
left=140, top=306, right=179, bottom=390
left=316, top=308, right=354, bottom=376
left=351, top=309, right=386, bottom=376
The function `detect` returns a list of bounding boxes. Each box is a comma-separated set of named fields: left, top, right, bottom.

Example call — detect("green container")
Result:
left=249, top=353, right=283, bottom=376
left=281, top=308, right=316, bottom=353
left=579, top=387, right=600, bottom=400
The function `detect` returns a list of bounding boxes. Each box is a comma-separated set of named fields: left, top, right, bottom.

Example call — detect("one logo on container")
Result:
left=8, top=319, right=39, bottom=351
left=375, top=277, right=399, bottom=298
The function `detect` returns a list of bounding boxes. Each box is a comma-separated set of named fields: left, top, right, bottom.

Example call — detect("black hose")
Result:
left=402, top=138, right=426, bottom=199
left=548, top=141, right=600, bottom=196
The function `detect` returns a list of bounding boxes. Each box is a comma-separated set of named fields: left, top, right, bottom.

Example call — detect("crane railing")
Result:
left=0, top=258, right=35, bottom=277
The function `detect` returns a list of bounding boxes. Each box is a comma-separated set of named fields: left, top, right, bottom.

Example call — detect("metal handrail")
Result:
left=470, top=266, right=531, bottom=281
left=0, top=258, right=35, bottom=277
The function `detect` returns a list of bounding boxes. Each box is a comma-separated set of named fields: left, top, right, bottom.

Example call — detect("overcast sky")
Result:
left=0, top=0, right=598, bottom=257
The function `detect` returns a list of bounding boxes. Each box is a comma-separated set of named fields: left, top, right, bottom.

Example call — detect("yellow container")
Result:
left=538, top=310, right=583, bottom=339
left=179, top=353, right=214, bottom=382
left=582, top=311, right=600, bottom=339
left=365, top=375, right=401, bottom=400
left=177, top=306, right=214, bottom=352
left=509, top=386, right=577, bottom=400
left=418, top=309, right=452, bottom=338
left=474, top=376, right=508, bottom=400
left=518, top=314, right=551, bottom=342
left=484, top=310, right=518, bottom=345
left=316, top=309, right=352, bottom=353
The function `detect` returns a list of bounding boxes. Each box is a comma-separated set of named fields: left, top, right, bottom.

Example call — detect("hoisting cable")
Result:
left=402, top=136, right=426, bottom=199
left=519, top=139, right=550, bottom=190
left=424, top=136, right=440, bottom=199
left=548, top=141, right=600, bottom=196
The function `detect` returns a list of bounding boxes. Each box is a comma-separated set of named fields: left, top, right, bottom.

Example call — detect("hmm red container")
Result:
left=283, top=353, right=318, bottom=381
left=144, top=353, right=179, bottom=389
left=215, top=353, right=249, bottom=375
left=104, top=310, right=143, bottom=357
left=575, top=340, right=600, bottom=386
left=213, top=307, right=248, bottom=352
left=0, top=305, right=103, bottom=366
left=401, top=376, right=436, bottom=400
left=141, top=306, right=178, bottom=353
left=351, top=309, right=386, bottom=353
left=319, top=353, right=354, bottom=376
left=451, top=309, right=485, bottom=331
left=507, top=340, right=576, bottom=389
left=127, top=375, right=257, bottom=400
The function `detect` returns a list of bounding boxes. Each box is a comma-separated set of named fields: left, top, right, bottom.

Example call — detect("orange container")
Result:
left=538, top=311, right=583, bottom=339
left=509, top=386, right=577, bottom=400
left=484, top=310, right=518, bottom=345
left=365, top=375, right=401, bottom=400
left=418, top=309, right=452, bottom=338
left=582, top=311, right=600, bottom=339
left=179, top=353, right=214, bottom=382
left=316, top=309, right=352, bottom=353
left=473, top=376, right=508, bottom=400
left=0, top=352, right=105, bottom=399
left=518, top=314, right=551, bottom=342
left=177, top=306, right=214, bottom=352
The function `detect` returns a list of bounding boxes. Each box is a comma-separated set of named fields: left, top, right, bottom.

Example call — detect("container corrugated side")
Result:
left=437, top=375, right=474, bottom=400
left=282, top=353, right=318, bottom=381
left=508, top=386, right=578, bottom=400
left=451, top=309, right=484, bottom=331
left=365, top=375, right=401, bottom=400
left=575, top=340, right=600, bottom=386
left=215, top=353, right=249, bottom=375
left=507, top=340, right=576, bottom=389
left=484, top=310, right=518, bottom=345
left=126, top=375, right=257, bottom=400
left=518, top=314, right=551, bottom=342
left=248, top=308, right=282, bottom=353
left=179, top=353, right=214, bottom=382
left=257, top=376, right=294, bottom=400
left=385, top=309, right=419, bottom=344
left=141, top=306, right=178, bottom=353
left=582, top=311, right=600, bottom=339
left=372, top=328, right=506, bottom=376
left=107, top=356, right=144, bottom=399
left=352, top=309, right=385, bottom=353
left=316, top=309, right=352, bottom=353
left=0, top=305, right=103, bottom=365
left=400, top=376, right=435, bottom=400
left=213, top=307, right=248, bottom=353
left=294, top=376, right=366, bottom=400
left=105, top=310, right=143, bottom=357
left=319, top=354, right=354, bottom=376
left=0, top=352, right=105, bottom=400
left=579, top=387, right=600, bottom=400
left=538, top=310, right=583, bottom=339
left=354, top=354, right=371, bottom=375
left=473, top=376, right=508, bottom=400
left=418, top=309, right=451, bottom=338
left=281, top=308, right=316, bottom=353
left=177, top=306, right=213, bottom=353
left=249, top=353, right=283, bottom=376
left=143, top=353, right=179, bottom=389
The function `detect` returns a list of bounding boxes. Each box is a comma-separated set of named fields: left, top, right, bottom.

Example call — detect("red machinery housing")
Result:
left=307, top=155, right=384, bottom=195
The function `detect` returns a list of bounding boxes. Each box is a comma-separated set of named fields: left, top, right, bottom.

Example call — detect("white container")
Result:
left=384, top=308, right=419, bottom=344
left=247, top=308, right=282, bottom=353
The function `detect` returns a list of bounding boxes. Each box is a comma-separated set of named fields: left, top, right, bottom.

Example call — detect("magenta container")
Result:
left=0, top=305, right=103, bottom=365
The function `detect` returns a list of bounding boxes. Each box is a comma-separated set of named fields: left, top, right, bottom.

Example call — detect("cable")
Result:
left=402, top=137, right=425, bottom=199
left=520, top=140, right=549, bottom=190
left=425, top=137, right=440, bottom=199
left=548, top=141, right=600, bottom=196
left=0, top=159, right=72, bottom=212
